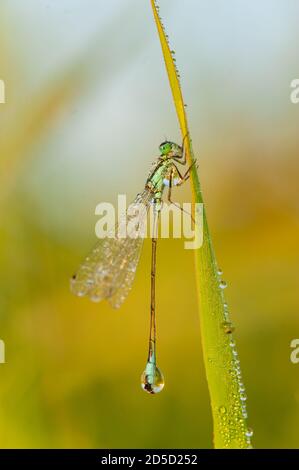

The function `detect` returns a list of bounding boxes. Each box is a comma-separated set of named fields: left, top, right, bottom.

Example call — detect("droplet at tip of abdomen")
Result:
left=141, top=363, right=165, bottom=395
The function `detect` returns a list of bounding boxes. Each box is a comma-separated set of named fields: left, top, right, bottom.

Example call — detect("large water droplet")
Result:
left=141, top=362, right=164, bottom=394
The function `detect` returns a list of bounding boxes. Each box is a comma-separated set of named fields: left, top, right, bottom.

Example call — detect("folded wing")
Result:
left=70, top=188, right=153, bottom=308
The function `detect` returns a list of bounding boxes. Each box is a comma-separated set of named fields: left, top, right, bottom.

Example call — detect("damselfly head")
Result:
left=159, top=141, right=182, bottom=158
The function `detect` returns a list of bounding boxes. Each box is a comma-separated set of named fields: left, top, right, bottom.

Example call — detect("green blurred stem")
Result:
left=150, top=0, right=251, bottom=447
left=190, top=145, right=250, bottom=448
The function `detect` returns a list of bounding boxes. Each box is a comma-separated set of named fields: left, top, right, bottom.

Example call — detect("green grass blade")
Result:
left=150, top=0, right=252, bottom=448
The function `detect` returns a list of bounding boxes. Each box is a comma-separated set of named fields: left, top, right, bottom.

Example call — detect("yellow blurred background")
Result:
left=0, top=0, right=299, bottom=448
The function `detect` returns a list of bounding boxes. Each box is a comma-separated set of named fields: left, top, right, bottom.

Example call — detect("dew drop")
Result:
left=141, top=362, right=164, bottom=394
left=222, top=321, right=235, bottom=334
left=76, top=290, right=86, bottom=297
left=245, top=428, right=253, bottom=438
left=70, top=278, right=88, bottom=297
left=240, top=393, right=247, bottom=401
left=90, top=294, right=102, bottom=302
left=219, top=280, right=227, bottom=289
left=218, top=268, right=223, bottom=275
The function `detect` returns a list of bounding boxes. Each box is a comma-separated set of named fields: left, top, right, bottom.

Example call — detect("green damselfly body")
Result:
left=71, top=137, right=195, bottom=394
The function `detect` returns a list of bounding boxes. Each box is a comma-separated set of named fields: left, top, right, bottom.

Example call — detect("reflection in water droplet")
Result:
left=141, top=362, right=164, bottom=394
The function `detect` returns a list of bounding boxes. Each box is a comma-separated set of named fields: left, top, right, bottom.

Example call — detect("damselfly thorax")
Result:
left=71, top=138, right=196, bottom=394
left=145, top=157, right=182, bottom=197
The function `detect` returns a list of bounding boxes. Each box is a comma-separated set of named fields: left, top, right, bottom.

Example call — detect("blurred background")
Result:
left=0, top=0, right=299, bottom=448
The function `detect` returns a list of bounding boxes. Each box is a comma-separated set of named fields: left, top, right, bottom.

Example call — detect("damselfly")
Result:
left=71, top=137, right=196, bottom=394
